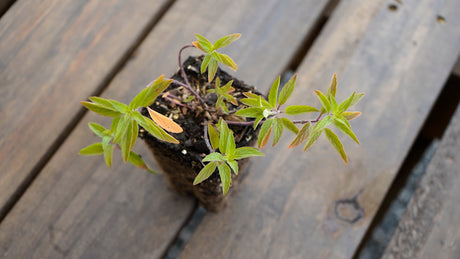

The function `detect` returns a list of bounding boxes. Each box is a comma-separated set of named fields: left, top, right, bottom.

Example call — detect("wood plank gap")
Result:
left=0, top=0, right=16, bottom=18
left=353, top=72, right=460, bottom=258
left=283, top=0, right=340, bottom=73
left=0, top=0, right=177, bottom=223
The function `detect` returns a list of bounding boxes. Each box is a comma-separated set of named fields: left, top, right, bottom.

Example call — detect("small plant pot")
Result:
left=140, top=56, right=260, bottom=211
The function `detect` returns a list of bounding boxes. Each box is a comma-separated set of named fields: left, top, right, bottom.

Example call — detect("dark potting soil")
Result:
left=140, top=56, right=260, bottom=211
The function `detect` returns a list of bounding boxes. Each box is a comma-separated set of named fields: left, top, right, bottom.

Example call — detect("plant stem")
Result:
left=203, top=123, right=214, bottom=153
left=178, top=44, right=194, bottom=86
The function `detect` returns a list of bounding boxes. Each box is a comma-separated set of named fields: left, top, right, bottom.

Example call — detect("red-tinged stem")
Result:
left=179, top=44, right=194, bottom=87
left=171, top=79, right=207, bottom=106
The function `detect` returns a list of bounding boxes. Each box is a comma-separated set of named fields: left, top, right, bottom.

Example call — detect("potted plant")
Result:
left=80, top=33, right=364, bottom=211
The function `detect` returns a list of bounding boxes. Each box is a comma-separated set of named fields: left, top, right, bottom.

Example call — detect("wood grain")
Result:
left=181, top=0, right=460, bottom=258
left=0, top=0, right=173, bottom=216
left=0, top=0, right=332, bottom=257
left=383, top=105, right=460, bottom=259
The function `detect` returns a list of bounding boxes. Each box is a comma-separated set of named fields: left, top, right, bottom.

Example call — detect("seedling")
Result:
left=80, top=33, right=364, bottom=195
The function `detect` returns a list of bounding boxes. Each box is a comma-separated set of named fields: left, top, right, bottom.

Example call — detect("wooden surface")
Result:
left=0, top=0, right=459, bottom=258
left=383, top=105, right=460, bottom=259
left=181, top=0, right=460, bottom=258
left=0, top=0, right=173, bottom=216
left=0, top=0, right=332, bottom=257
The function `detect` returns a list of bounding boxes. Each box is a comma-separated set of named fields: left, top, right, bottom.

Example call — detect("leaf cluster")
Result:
left=193, top=33, right=240, bottom=82
left=79, top=75, right=183, bottom=172
left=193, top=119, right=264, bottom=194
left=207, top=77, right=238, bottom=114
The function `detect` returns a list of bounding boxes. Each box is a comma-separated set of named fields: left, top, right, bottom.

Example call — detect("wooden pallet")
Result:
left=0, top=0, right=459, bottom=257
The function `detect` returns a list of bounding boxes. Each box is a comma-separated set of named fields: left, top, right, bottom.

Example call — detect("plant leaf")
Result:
left=217, top=162, right=232, bottom=195
left=203, top=152, right=226, bottom=162
left=268, top=76, right=280, bottom=108
left=258, top=118, right=273, bottom=148
left=342, top=111, right=362, bottom=121
left=327, top=74, right=337, bottom=98
left=102, top=141, right=114, bottom=168
left=89, top=97, right=129, bottom=113
left=217, top=53, right=238, bottom=71
left=129, top=75, right=172, bottom=109
left=192, top=41, right=207, bottom=52
left=329, top=95, right=338, bottom=114
left=193, top=162, right=217, bottom=185
left=208, top=124, right=219, bottom=150
left=333, top=116, right=360, bottom=144
left=194, top=34, right=212, bottom=52
left=315, top=90, right=331, bottom=113
left=350, top=93, right=365, bottom=106
left=284, top=105, right=319, bottom=115
left=324, top=128, right=348, bottom=163
left=79, top=143, right=103, bottom=156
left=207, top=59, right=218, bottom=82
left=280, top=117, right=299, bottom=134
left=201, top=54, right=212, bottom=74
left=213, top=33, right=241, bottom=49
left=88, top=122, right=107, bottom=138
left=120, top=118, right=137, bottom=162
left=81, top=101, right=122, bottom=117
left=128, top=151, right=158, bottom=174
left=226, top=130, right=236, bottom=156
left=289, top=122, right=311, bottom=148
left=338, top=92, right=355, bottom=113
left=278, top=73, right=297, bottom=106
left=113, top=115, right=130, bottom=144
left=219, top=119, right=230, bottom=154
left=132, top=111, right=179, bottom=144
left=227, top=160, right=239, bottom=175
left=303, top=129, right=323, bottom=152
left=147, top=107, right=183, bottom=133
left=233, top=147, right=264, bottom=160
left=272, top=118, right=283, bottom=146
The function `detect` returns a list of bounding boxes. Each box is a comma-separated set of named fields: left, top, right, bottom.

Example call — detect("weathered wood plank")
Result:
left=181, top=0, right=460, bottom=258
left=383, top=105, right=460, bottom=259
left=0, top=0, right=332, bottom=257
left=0, top=0, right=173, bottom=215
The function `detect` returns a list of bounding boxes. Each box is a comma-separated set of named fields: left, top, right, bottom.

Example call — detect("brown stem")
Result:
left=203, top=123, right=214, bottom=153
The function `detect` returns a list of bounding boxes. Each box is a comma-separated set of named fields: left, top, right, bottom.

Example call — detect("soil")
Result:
left=140, top=56, right=260, bottom=211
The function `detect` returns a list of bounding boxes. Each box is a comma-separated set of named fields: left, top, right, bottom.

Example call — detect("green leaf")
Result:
left=324, top=128, right=347, bottom=163
left=280, top=118, right=299, bottom=134
left=342, top=111, right=362, bottom=121
left=289, top=122, right=311, bottom=148
left=313, top=115, right=333, bottom=132
left=88, top=122, right=107, bottom=138
left=217, top=163, right=232, bottom=195
left=102, top=141, right=114, bottom=168
left=193, top=162, right=217, bottom=185
left=285, top=105, right=319, bottom=115
left=111, top=116, right=120, bottom=133
left=219, top=119, right=230, bottom=154
left=226, top=130, right=236, bottom=156
left=268, top=76, right=280, bottom=108
left=79, top=143, right=103, bottom=156
left=227, top=160, right=239, bottom=175
left=201, top=54, right=212, bottom=74
left=315, top=90, right=331, bottom=113
left=81, top=101, right=122, bottom=117
left=208, top=124, right=219, bottom=150
left=327, top=74, right=337, bottom=98
left=90, top=97, right=129, bottom=113
left=258, top=118, right=273, bottom=148
left=333, top=116, right=360, bottom=144
left=195, top=34, right=212, bottom=52
left=217, top=53, right=237, bottom=71
left=338, top=92, right=355, bottom=113
left=132, top=111, right=179, bottom=144
left=233, top=147, right=264, bottom=160
left=203, top=152, right=226, bottom=162
left=253, top=116, right=264, bottom=129
left=128, top=151, right=158, bottom=174
left=207, top=59, right=218, bottom=82
left=329, top=95, right=338, bottom=113
left=303, top=129, right=323, bottom=152
left=113, top=115, right=130, bottom=144
left=278, top=74, right=297, bottom=106
left=129, top=75, right=172, bottom=109
left=272, top=118, right=283, bottom=146
left=350, top=93, right=365, bottom=106
left=120, top=118, right=137, bottom=162
left=240, top=97, right=272, bottom=109
left=213, top=33, right=241, bottom=49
